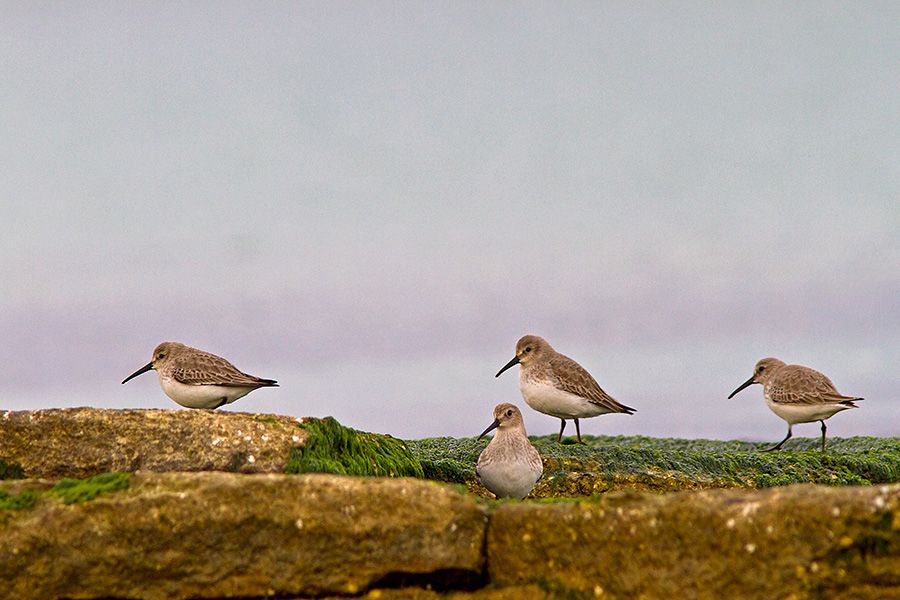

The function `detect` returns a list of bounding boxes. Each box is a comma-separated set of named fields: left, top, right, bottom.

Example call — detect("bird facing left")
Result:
left=121, top=341, right=278, bottom=409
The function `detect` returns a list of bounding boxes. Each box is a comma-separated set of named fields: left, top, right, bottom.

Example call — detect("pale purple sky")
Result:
left=1, top=3, right=898, bottom=440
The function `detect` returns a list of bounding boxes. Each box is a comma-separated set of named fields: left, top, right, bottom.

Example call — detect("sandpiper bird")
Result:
left=728, top=357, right=862, bottom=452
left=476, top=403, right=543, bottom=500
left=495, top=335, right=635, bottom=444
left=122, top=341, right=278, bottom=409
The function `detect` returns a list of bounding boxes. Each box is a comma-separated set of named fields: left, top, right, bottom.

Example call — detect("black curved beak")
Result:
left=495, top=356, right=520, bottom=378
left=478, top=418, right=501, bottom=439
left=727, top=376, right=756, bottom=399
left=122, top=362, right=154, bottom=385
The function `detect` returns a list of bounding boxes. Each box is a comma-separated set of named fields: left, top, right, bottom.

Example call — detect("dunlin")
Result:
left=495, top=335, right=635, bottom=444
left=728, top=357, right=862, bottom=451
left=476, top=403, right=543, bottom=500
left=122, top=342, right=278, bottom=409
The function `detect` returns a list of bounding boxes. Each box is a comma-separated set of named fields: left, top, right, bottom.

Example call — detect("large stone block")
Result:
left=488, top=484, right=900, bottom=598
left=0, top=472, right=487, bottom=599
left=0, top=408, right=306, bottom=478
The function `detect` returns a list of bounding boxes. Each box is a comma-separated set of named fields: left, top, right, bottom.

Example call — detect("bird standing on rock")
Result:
left=476, top=403, right=543, bottom=499
left=496, top=335, right=635, bottom=444
left=728, top=357, right=862, bottom=452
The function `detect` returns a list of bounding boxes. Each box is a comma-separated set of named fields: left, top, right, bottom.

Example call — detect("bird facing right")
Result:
left=728, top=357, right=862, bottom=452
left=476, top=403, right=543, bottom=500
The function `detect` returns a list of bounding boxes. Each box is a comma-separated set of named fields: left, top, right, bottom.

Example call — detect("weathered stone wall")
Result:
left=1, top=474, right=898, bottom=599
left=1, top=408, right=899, bottom=599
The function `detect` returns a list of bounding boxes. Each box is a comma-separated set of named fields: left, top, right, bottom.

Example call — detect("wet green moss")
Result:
left=51, top=472, right=131, bottom=504
left=285, top=417, right=424, bottom=477
left=0, top=459, right=25, bottom=480
left=405, top=435, right=900, bottom=496
left=0, top=489, right=39, bottom=510
left=1, top=473, right=130, bottom=510
left=410, top=436, right=482, bottom=482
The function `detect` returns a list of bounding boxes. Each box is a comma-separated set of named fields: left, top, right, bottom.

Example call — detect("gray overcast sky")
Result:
left=1, top=2, right=898, bottom=439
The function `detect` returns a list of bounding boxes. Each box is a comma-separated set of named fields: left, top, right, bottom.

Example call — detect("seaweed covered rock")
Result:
left=406, top=435, right=900, bottom=496
left=0, top=472, right=487, bottom=600
left=0, top=409, right=422, bottom=480
left=489, top=483, right=900, bottom=599
left=4, top=408, right=899, bottom=495
left=286, top=416, right=423, bottom=477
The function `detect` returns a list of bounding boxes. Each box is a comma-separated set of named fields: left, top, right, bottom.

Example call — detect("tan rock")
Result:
left=0, top=472, right=487, bottom=600
left=488, top=483, right=900, bottom=599
left=0, top=408, right=307, bottom=478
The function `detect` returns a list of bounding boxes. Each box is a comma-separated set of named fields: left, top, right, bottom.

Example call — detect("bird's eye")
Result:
left=506, top=409, right=513, bottom=417
left=157, top=352, right=166, bottom=360
left=758, top=366, right=765, bottom=373
left=524, top=346, right=532, bottom=353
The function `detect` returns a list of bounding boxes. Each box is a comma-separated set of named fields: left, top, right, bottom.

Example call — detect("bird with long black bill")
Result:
left=728, top=357, right=862, bottom=452
left=495, top=335, right=635, bottom=444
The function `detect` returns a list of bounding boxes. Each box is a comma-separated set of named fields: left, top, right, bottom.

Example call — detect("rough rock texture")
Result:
left=3, top=408, right=900, bottom=598
left=489, top=484, right=900, bottom=599
left=2, top=475, right=897, bottom=599
left=0, top=408, right=307, bottom=478
left=0, top=472, right=487, bottom=600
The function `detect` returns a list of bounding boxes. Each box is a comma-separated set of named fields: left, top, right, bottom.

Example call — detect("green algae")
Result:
left=0, top=473, right=130, bottom=510
left=285, top=417, right=424, bottom=477
left=0, top=489, right=38, bottom=510
left=405, top=435, right=900, bottom=496
left=0, top=459, right=25, bottom=480
left=51, top=472, right=131, bottom=504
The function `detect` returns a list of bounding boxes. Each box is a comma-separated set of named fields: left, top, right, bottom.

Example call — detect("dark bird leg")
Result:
left=557, top=419, right=567, bottom=442
left=820, top=420, right=827, bottom=452
left=574, top=418, right=586, bottom=445
left=761, top=425, right=792, bottom=452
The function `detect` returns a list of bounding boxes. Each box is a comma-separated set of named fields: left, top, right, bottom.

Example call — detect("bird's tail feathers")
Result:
left=839, top=396, right=863, bottom=408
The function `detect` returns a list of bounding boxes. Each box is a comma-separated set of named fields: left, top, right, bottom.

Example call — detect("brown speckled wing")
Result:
left=171, top=351, right=271, bottom=387
left=548, top=354, right=635, bottom=414
left=767, top=365, right=856, bottom=405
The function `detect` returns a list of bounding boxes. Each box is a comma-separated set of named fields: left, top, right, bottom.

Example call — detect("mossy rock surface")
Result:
left=0, top=408, right=425, bottom=480
left=3, top=408, right=898, bottom=497
left=406, top=435, right=900, bottom=496
left=289, top=416, right=424, bottom=477
left=0, top=473, right=130, bottom=514
left=51, top=472, right=131, bottom=504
